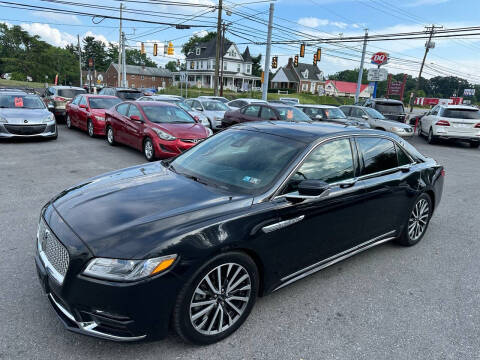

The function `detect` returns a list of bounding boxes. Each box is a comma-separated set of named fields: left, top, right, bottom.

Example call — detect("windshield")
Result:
left=364, top=107, right=386, bottom=119
left=158, top=99, right=193, bottom=112
left=375, top=103, right=405, bottom=114
left=118, top=91, right=142, bottom=100
left=276, top=107, right=311, bottom=122
left=203, top=101, right=229, bottom=111
left=322, top=108, right=346, bottom=119
left=441, top=108, right=480, bottom=119
left=58, top=89, right=85, bottom=99
left=142, top=105, right=195, bottom=123
left=171, top=129, right=304, bottom=195
left=0, top=94, right=45, bottom=109
left=89, top=97, right=122, bottom=109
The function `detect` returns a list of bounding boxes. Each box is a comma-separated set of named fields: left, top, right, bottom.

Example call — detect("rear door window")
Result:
left=357, top=137, right=398, bottom=175
left=260, top=106, right=277, bottom=120
left=116, top=103, right=130, bottom=116
left=244, top=105, right=261, bottom=117
left=351, top=108, right=365, bottom=118
left=396, top=144, right=412, bottom=166
left=78, top=96, right=87, bottom=106
left=340, top=106, right=351, bottom=116
left=127, top=104, right=144, bottom=120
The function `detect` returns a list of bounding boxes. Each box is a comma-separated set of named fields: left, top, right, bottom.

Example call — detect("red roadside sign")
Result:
left=371, top=52, right=389, bottom=66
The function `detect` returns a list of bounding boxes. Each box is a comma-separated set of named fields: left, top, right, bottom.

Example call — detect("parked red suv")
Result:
left=105, top=101, right=212, bottom=161
left=66, top=95, right=121, bottom=137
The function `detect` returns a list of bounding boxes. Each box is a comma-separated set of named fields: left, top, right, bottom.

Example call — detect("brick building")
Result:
left=270, top=58, right=324, bottom=94
left=105, top=63, right=173, bottom=89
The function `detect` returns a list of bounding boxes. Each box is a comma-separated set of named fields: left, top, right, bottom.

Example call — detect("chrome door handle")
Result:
left=262, top=215, right=305, bottom=233
left=338, top=179, right=357, bottom=188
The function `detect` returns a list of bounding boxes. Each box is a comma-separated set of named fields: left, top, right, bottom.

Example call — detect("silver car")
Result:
left=43, top=86, right=86, bottom=118
left=137, top=95, right=211, bottom=128
left=197, top=96, right=229, bottom=104
left=0, top=91, right=57, bottom=139
left=185, top=98, right=230, bottom=130
left=340, top=105, right=414, bottom=137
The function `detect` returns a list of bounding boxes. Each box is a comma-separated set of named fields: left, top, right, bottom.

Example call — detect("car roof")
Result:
left=135, top=101, right=174, bottom=106
left=85, top=95, right=118, bottom=98
left=440, top=104, right=478, bottom=110
left=296, top=104, right=337, bottom=109
left=371, top=98, right=403, bottom=104
left=0, top=90, right=28, bottom=95
left=233, top=121, right=385, bottom=144
left=51, top=86, right=84, bottom=90
left=230, top=98, right=265, bottom=102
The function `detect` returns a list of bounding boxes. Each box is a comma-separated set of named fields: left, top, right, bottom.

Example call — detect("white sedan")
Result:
left=419, top=104, right=480, bottom=147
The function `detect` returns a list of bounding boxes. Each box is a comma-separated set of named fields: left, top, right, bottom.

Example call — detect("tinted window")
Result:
left=90, top=97, right=121, bottom=109
left=396, top=144, right=412, bottom=166
left=260, top=106, right=277, bottom=120
left=58, top=89, right=85, bottom=99
left=340, top=106, right=351, bottom=116
left=374, top=103, right=404, bottom=114
left=357, top=137, right=398, bottom=175
left=117, top=91, right=142, bottom=100
left=351, top=108, right=365, bottom=118
left=127, top=105, right=143, bottom=120
left=276, top=107, right=311, bottom=122
left=244, top=105, right=260, bottom=117
left=431, top=106, right=439, bottom=116
left=172, top=130, right=304, bottom=195
left=294, top=139, right=354, bottom=184
left=203, top=101, right=229, bottom=111
left=364, top=108, right=385, bottom=119
left=116, top=103, right=130, bottom=116
left=441, top=108, right=480, bottom=119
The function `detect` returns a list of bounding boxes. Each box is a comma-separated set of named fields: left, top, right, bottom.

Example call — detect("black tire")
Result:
left=173, top=252, right=259, bottom=345
left=87, top=119, right=94, bottom=137
left=106, top=125, right=115, bottom=146
left=427, top=128, right=437, bottom=144
left=396, top=193, right=433, bottom=246
left=143, top=137, right=155, bottom=161
left=66, top=114, right=72, bottom=129
left=469, top=141, right=480, bottom=148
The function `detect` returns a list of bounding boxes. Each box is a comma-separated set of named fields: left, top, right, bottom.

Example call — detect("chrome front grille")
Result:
left=37, top=218, right=70, bottom=284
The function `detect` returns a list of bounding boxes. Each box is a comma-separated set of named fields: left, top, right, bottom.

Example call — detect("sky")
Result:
left=2, top=0, right=480, bottom=82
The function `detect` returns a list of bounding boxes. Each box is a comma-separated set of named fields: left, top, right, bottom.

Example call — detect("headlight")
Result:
left=153, top=127, right=176, bottom=141
left=42, top=113, right=55, bottom=123
left=0, top=116, right=7, bottom=123
left=206, top=127, right=213, bottom=137
left=83, top=254, right=177, bottom=281
left=391, top=127, right=404, bottom=132
left=94, top=115, right=105, bottom=121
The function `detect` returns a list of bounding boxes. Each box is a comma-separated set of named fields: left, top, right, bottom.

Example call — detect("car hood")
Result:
left=0, top=108, right=50, bottom=124
left=152, top=122, right=208, bottom=139
left=204, top=110, right=226, bottom=118
left=51, top=162, right=252, bottom=258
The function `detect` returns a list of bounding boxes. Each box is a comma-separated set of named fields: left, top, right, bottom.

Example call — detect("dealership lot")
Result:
left=1, top=125, right=479, bottom=359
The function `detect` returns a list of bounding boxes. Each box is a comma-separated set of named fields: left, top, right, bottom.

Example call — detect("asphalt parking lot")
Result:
left=1, top=124, right=479, bottom=360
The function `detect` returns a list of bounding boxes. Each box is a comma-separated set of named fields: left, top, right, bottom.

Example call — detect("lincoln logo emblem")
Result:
left=24, top=119, right=28, bottom=123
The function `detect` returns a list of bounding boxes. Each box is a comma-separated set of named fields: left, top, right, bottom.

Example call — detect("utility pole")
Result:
left=77, top=34, right=82, bottom=87
left=118, top=3, right=123, bottom=87
left=220, top=22, right=226, bottom=96
left=122, top=32, right=127, bottom=87
left=410, top=24, right=442, bottom=112
left=262, top=2, right=274, bottom=101
left=355, top=29, right=368, bottom=104
left=213, top=0, right=223, bottom=96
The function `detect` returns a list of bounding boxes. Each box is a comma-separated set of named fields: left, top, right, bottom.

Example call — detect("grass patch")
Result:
left=0, top=79, right=47, bottom=89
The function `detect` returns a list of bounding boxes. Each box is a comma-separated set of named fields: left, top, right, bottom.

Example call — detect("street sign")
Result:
left=371, top=52, right=389, bottom=66
left=367, top=68, right=388, bottom=82
left=464, top=88, right=475, bottom=96
left=179, top=71, right=187, bottom=82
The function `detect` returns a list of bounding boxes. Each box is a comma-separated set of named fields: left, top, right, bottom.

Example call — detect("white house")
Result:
left=176, top=38, right=261, bottom=91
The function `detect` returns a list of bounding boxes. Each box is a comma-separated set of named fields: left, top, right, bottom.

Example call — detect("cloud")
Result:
left=20, top=23, right=76, bottom=47
left=83, top=31, right=109, bottom=45
left=298, top=17, right=329, bottom=28
left=405, top=0, right=449, bottom=7
left=31, top=11, right=81, bottom=25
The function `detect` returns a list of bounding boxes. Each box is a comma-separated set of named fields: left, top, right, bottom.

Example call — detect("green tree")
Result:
left=125, top=49, right=157, bottom=67
left=181, top=31, right=217, bottom=55
left=165, top=60, right=178, bottom=72
left=82, top=36, right=109, bottom=71
left=251, top=54, right=262, bottom=77
left=329, top=68, right=368, bottom=84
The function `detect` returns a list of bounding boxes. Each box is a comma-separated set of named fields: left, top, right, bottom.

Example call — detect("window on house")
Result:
left=141, top=75, right=144, bottom=80
left=201, top=61, right=204, bottom=69
left=302, top=83, right=308, bottom=91
left=196, top=61, right=199, bottom=69
left=247, top=64, right=251, bottom=74
left=152, top=76, right=155, bottom=81
left=224, top=61, right=227, bottom=71
left=131, top=75, right=135, bottom=79
left=237, top=63, right=241, bottom=72
left=196, top=48, right=200, bottom=55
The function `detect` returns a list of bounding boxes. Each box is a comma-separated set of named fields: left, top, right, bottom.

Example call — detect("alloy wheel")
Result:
left=144, top=139, right=154, bottom=160
left=189, top=263, right=251, bottom=336
left=66, top=115, right=71, bottom=128
left=88, top=121, right=94, bottom=137
left=408, top=198, right=430, bottom=241
left=107, top=127, right=114, bottom=144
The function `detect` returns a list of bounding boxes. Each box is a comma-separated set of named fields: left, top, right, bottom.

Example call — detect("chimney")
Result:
left=287, top=57, right=293, bottom=68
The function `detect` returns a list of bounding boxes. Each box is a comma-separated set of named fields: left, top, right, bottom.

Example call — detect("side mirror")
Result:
left=196, top=107, right=203, bottom=111
left=130, top=115, right=142, bottom=122
left=314, top=114, right=323, bottom=120
left=362, top=115, right=369, bottom=120
left=47, top=103, right=54, bottom=111
left=193, top=115, right=200, bottom=123
left=298, top=180, right=329, bottom=196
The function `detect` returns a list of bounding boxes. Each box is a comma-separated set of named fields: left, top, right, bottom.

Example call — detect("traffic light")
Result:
left=167, top=41, right=174, bottom=55
left=300, top=43, right=305, bottom=57
left=294, top=55, right=299, bottom=67
left=141, top=42, right=145, bottom=55
left=177, top=59, right=180, bottom=66
left=153, top=43, right=158, bottom=56
left=313, top=53, right=317, bottom=66
left=316, top=48, right=321, bottom=62
left=271, top=56, right=278, bottom=69
left=164, top=43, right=168, bottom=55
left=261, top=71, right=264, bottom=84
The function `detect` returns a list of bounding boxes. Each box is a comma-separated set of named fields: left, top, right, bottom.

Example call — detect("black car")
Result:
left=363, top=98, right=407, bottom=123
left=98, top=87, right=143, bottom=100
left=35, top=122, right=444, bottom=345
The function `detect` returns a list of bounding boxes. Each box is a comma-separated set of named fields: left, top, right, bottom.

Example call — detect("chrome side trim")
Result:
left=48, top=294, right=147, bottom=342
left=262, top=215, right=305, bottom=233
left=273, top=230, right=396, bottom=292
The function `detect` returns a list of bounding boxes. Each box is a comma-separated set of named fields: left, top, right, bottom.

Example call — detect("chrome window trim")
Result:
left=273, top=230, right=396, bottom=291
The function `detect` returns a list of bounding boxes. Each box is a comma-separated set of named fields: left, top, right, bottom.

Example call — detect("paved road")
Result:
left=1, top=125, right=479, bottom=360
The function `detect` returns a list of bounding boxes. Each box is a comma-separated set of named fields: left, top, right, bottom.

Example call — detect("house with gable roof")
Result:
left=270, top=57, right=325, bottom=94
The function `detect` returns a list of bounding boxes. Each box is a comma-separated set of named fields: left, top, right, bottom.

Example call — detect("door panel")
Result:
left=124, top=105, right=144, bottom=149
left=112, top=103, right=130, bottom=144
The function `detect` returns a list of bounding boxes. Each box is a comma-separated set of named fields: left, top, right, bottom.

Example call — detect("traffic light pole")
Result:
left=220, top=22, right=226, bottom=96
left=213, top=0, right=223, bottom=96
left=118, top=3, right=123, bottom=87
left=355, top=29, right=368, bottom=104
left=262, top=2, right=274, bottom=101
left=77, top=34, right=82, bottom=87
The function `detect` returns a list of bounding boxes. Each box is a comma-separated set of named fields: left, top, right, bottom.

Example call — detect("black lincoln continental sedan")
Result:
left=35, top=122, right=444, bottom=344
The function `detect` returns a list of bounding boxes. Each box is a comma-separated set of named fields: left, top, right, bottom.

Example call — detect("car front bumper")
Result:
left=393, top=130, right=414, bottom=138
left=152, top=136, right=206, bottom=158
left=0, top=122, right=57, bottom=138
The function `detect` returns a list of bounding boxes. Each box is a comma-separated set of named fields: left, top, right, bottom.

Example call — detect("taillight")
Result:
left=474, top=123, right=480, bottom=128
left=441, top=169, right=445, bottom=177
left=436, top=120, right=450, bottom=126
left=54, top=96, right=67, bottom=102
